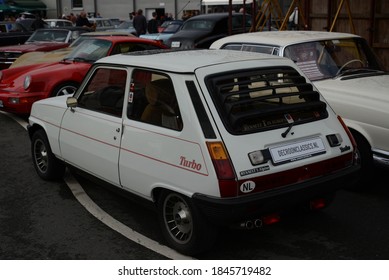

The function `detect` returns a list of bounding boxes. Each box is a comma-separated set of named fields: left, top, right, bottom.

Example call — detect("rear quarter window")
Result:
left=127, top=69, right=183, bottom=131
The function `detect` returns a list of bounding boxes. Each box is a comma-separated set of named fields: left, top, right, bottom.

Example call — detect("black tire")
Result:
left=31, top=129, right=65, bottom=180
left=51, top=82, right=79, bottom=97
left=350, top=131, right=374, bottom=190
left=157, top=190, right=218, bottom=256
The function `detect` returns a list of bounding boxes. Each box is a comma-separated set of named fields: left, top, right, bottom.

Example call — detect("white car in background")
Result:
left=88, top=18, right=116, bottom=31
left=211, top=31, right=389, bottom=186
left=45, top=19, right=74, bottom=27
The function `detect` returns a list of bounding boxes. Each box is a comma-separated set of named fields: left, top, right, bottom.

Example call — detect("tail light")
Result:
left=207, top=141, right=238, bottom=198
left=310, top=198, right=327, bottom=210
left=337, top=115, right=357, bottom=149
left=262, top=213, right=281, bottom=225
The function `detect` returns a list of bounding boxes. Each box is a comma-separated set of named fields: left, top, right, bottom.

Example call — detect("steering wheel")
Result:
left=335, top=59, right=364, bottom=76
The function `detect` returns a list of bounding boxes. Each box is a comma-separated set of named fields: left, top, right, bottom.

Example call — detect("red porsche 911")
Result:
left=0, top=36, right=167, bottom=115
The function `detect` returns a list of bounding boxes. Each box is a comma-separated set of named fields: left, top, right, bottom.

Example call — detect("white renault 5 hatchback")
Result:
left=211, top=31, right=389, bottom=186
left=28, top=49, right=359, bottom=255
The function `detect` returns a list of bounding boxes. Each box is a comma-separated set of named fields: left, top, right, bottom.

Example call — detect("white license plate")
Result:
left=269, top=137, right=326, bottom=165
left=171, top=41, right=181, bottom=48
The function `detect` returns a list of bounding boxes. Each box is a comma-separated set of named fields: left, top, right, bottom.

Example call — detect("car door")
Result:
left=59, top=66, right=127, bottom=186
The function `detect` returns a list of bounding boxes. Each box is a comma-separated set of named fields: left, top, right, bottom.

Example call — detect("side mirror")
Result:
left=66, top=96, right=77, bottom=110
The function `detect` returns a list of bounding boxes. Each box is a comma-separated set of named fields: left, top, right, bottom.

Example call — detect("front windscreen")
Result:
left=284, top=38, right=385, bottom=81
left=64, top=39, right=111, bottom=62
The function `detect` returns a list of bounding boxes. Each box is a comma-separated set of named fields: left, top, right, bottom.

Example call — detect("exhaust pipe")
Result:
left=234, top=214, right=280, bottom=230
left=254, top=219, right=263, bottom=228
left=243, top=220, right=254, bottom=229
left=238, top=219, right=263, bottom=230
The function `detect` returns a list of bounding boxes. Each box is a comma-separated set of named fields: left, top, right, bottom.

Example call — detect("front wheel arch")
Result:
left=31, top=129, right=65, bottom=181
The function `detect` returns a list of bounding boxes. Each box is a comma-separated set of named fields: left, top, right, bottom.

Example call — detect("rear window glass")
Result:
left=182, top=20, right=215, bottom=30
left=222, top=43, right=276, bottom=55
left=205, top=67, right=328, bottom=135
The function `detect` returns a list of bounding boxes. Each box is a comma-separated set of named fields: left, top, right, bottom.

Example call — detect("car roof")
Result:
left=97, top=49, right=290, bottom=73
left=185, top=12, right=246, bottom=21
left=33, top=26, right=90, bottom=32
left=45, top=19, right=72, bottom=22
left=88, top=18, right=113, bottom=22
left=211, top=31, right=361, bottom=48
left=167, top=20, right=183, bottom=24
left=86, top=35, right=163, bottom=44
left=80, top=31, right=134, bottom=36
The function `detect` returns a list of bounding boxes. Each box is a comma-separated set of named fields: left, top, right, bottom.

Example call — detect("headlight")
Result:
left=24, top=75, right=32, bottom=90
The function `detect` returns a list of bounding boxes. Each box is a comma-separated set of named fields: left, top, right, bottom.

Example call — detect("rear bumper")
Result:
left=192, top=164, right=359, bottom=225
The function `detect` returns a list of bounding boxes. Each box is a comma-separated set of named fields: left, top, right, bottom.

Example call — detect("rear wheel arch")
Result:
left=155, top=189, right=218, bottom=256
left=348, top=128, right=374, bottom=189
left=51, top=81, right=80, bottom=97
left=348, top=127, right=373, bottom=164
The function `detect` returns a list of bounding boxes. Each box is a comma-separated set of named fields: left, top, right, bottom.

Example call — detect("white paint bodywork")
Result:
left=29, top=49, right=357, bottom=201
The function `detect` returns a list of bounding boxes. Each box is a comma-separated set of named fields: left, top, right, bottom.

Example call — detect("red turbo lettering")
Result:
left=179, top=156, right=202, bottom=170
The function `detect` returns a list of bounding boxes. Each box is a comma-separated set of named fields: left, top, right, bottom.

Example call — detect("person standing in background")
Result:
left=69, top=13, right=77, bottom=25
left=31, top=14, right=48, bottom=30
left=147, top=12, right=158, bottom=34
left=76, top=11, right=93, bottom=28
left=133, top=9, right=147, bottom=36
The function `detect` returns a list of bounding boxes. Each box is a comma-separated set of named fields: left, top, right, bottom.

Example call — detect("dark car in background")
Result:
left=0, top=26, right=91, bottom=69
left=166, top=13, right=252, bottom=49
left=0, top=21, right=34, bottom=47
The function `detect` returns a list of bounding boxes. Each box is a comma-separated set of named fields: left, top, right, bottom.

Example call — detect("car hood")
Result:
left=141, top=33, right=160, bottom=40
left=10, top=48, right=73, bottom=68
left=316, top=73, right=389, bottom=102
left=0, top=42, right=69, bottom=53
left=34, top=94, right=69, bottom=108
left=30, top=95, right=69, bottom=120
left=141, top=33, right=173, bottom=43
left=107, top=29, right=134, bottom=33
left=314, top=73, right=389, bottom=114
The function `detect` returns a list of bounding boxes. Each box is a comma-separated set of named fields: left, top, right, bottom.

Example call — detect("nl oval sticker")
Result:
left=240, top=180, right=256, bottom=193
